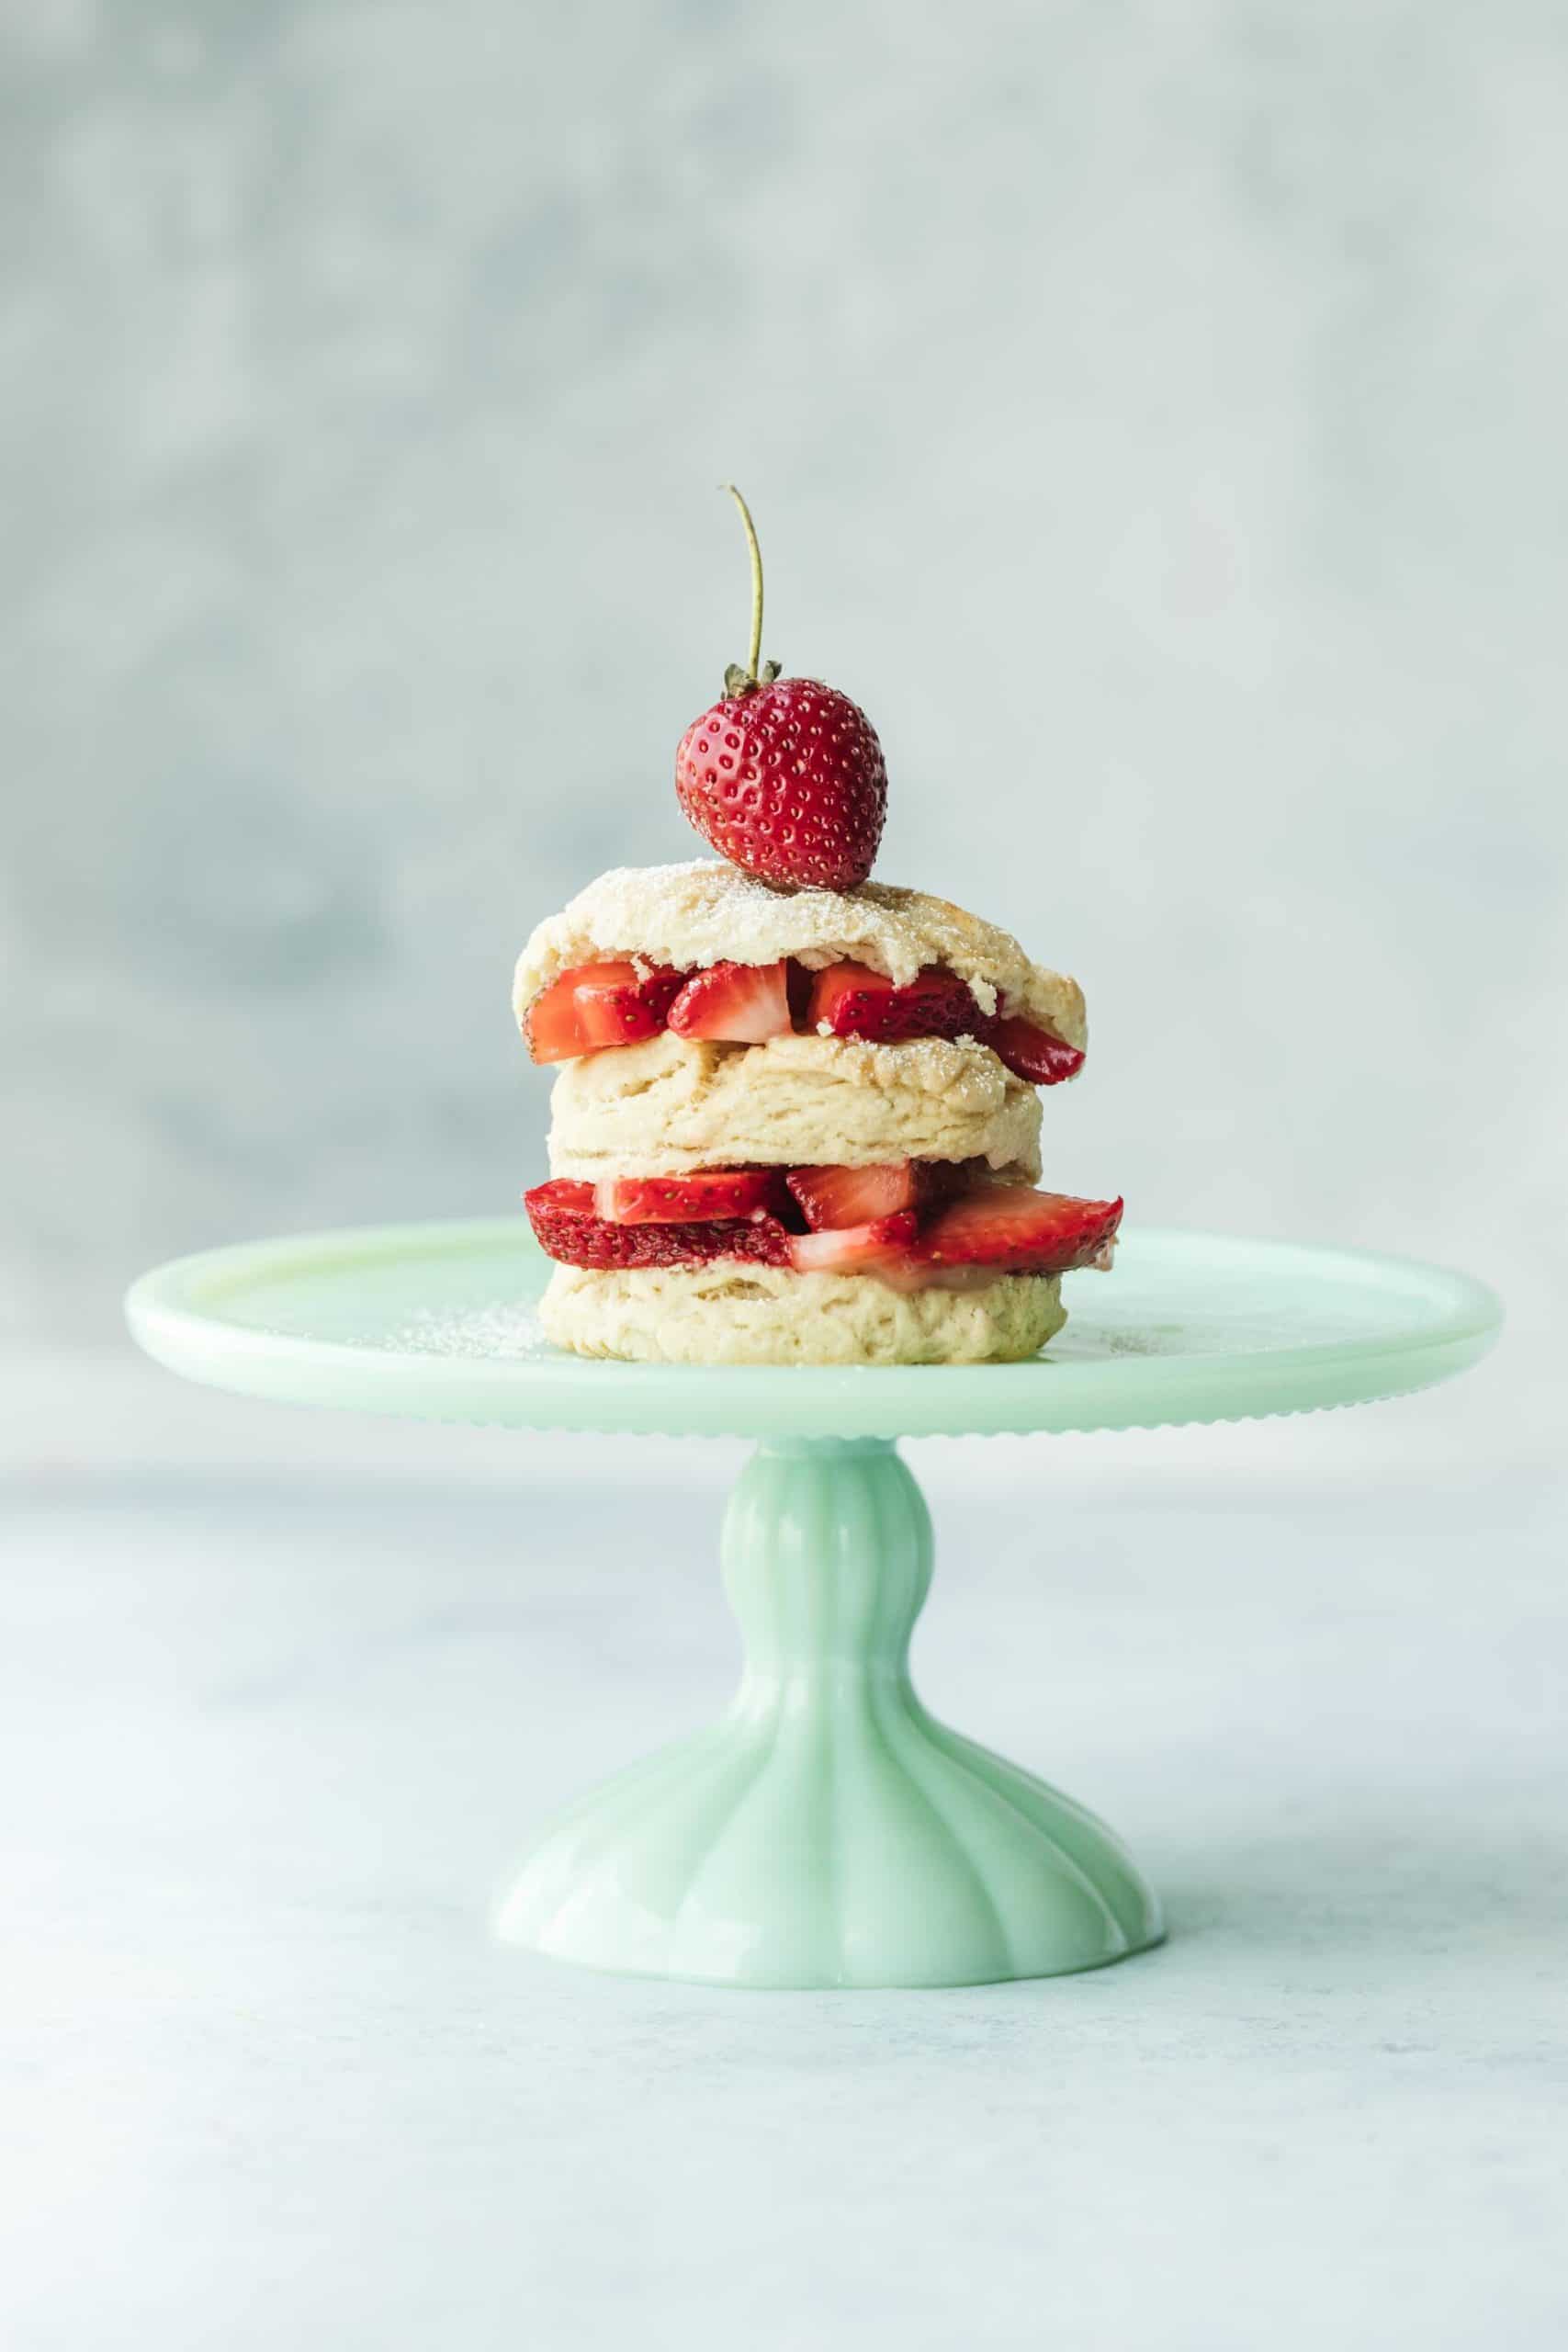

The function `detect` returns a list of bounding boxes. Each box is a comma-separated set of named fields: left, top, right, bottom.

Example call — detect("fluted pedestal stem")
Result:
left=499, top=1439, right=1162, bottom=1988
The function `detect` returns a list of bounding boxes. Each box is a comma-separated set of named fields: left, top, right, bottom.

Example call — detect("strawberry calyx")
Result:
left=722, top=662, right=782, bottom=697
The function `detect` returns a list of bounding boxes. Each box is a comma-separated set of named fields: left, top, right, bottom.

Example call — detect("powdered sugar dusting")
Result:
left=389, top=1302, right=548, bottom=1359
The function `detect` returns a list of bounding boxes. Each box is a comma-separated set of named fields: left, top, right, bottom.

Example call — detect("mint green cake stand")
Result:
left=125, top=1219, right=1500, bottom=1990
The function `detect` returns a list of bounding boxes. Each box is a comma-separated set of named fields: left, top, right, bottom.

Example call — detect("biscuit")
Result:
left=539, top=1261, right=1066, bottom=1365
left=545, top=1030, right=1043, bottom=1182
left=513, top=860, right=1086, bottom=1048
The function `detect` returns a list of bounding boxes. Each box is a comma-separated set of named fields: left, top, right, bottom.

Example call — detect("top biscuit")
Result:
left=513, top=861, right=1087, bottom=1048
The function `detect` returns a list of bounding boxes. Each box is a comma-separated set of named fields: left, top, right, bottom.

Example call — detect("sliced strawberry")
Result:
left=806, top=960, right=978, bottom=1045
left=525, top=961, right=683, bottom=1064
left=799, top=961, right=1087, bottom=1089
left=525, top=1180, right=791, bottom=1271
left=526, top=1180, right=599, bottom=1219
left=788, top=1211, right=919, bottom=1278
left=979, top=1013, right=1086, bottom=1087
left=784, top=1159, right=966, bottom=1230
left=593, top=1170, right=790, bottom=1225
left=666, top=958, right=794, bottom=1044
left=787, top=1161, right=919, bottom=1229
left=912, top=1187, right=1122, bottom=1277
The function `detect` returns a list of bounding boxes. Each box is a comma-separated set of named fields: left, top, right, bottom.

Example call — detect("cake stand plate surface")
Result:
left=126, top=1221, right=1501, bottom=1990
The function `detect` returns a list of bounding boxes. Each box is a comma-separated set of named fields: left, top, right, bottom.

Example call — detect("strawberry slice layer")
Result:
left=806, top=961, right=978, bottom=1045
left=525, top=1180, right=791, bottom=1271
left=593, top=1170, right=790, bottom=1226
left=526, top=1174, right=1122, bottom=1285
left=524, top=951, right=1087, bottom=1087
left=525, top=961, right=683, bottom=1064
left=667, top=958, right=794, bottom=1043
left=912, top=1187, right=1122, bottom=1278
left=979, top=1014, right=1085, bottom=1088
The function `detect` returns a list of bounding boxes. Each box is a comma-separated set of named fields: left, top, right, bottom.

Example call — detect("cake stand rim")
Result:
left=121, top=1216, right=1504, bottom=1442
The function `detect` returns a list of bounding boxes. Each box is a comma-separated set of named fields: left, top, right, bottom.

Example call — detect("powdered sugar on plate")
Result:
left=388, top=1302, right=548, bottom=1359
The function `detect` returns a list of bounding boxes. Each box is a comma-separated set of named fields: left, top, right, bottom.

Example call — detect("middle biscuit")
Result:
left=547, top=1031, right=1043, bottom=1182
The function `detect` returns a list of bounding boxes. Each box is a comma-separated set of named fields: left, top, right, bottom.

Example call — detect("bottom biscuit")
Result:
left=539, top=1261, right=1066, bottom=1366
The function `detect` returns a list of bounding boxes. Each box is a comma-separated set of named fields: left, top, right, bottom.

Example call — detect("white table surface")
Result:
left=3, top=1354, right=1564, bottom=2351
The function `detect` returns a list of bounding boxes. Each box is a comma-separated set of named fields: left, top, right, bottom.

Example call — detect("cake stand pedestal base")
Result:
left=128, top=1218, right=1502, bottom=1991
left=497, top=1438, right=1163, bottom=1988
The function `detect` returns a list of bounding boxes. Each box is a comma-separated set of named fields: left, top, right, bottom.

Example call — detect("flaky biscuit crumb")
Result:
left=539, top=1261, right=1067, bottom=1365
left=546, top=1030, right=1044, bottom=1181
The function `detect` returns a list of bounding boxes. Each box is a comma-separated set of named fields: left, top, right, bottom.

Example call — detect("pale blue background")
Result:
left=5, top=0, right=1563, bottom=1421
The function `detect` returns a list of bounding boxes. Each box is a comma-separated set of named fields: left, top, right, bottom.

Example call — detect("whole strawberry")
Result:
left=675, top=488, right=887, bottom=893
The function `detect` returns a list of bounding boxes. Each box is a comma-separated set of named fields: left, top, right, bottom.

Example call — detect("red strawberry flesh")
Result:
left=786, top=1159, right=965, bottom=1230
left=525, top=1180, right=791, bottom=1271
left=593, top=1170, right=790, bottom=1225
left=675, top=678, right=887, bottom=892
left=980, top=1013, right=1086, bottom=1088
left=803, top=962, right=1087, bottom=1086
left=787, top=1212, right=919, bottom=1277
left=525, top=961, right=682, bottom=1064
left=787, top=1161, right=919, bottom=1228
left=666, top=958, right=794, bottom=1044
left=806, top=961, right=978, bottom=1045
left=912, top=1188, right=1122, bottom=1277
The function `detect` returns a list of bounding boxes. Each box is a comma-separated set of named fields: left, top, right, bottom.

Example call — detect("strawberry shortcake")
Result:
left=513, top=491, right=1122, bottom=1366
left=514, top=864, right=1120, bottom=1365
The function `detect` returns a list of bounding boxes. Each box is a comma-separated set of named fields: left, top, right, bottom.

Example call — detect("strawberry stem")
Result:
left=722, top=482, right=764, bottom=688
